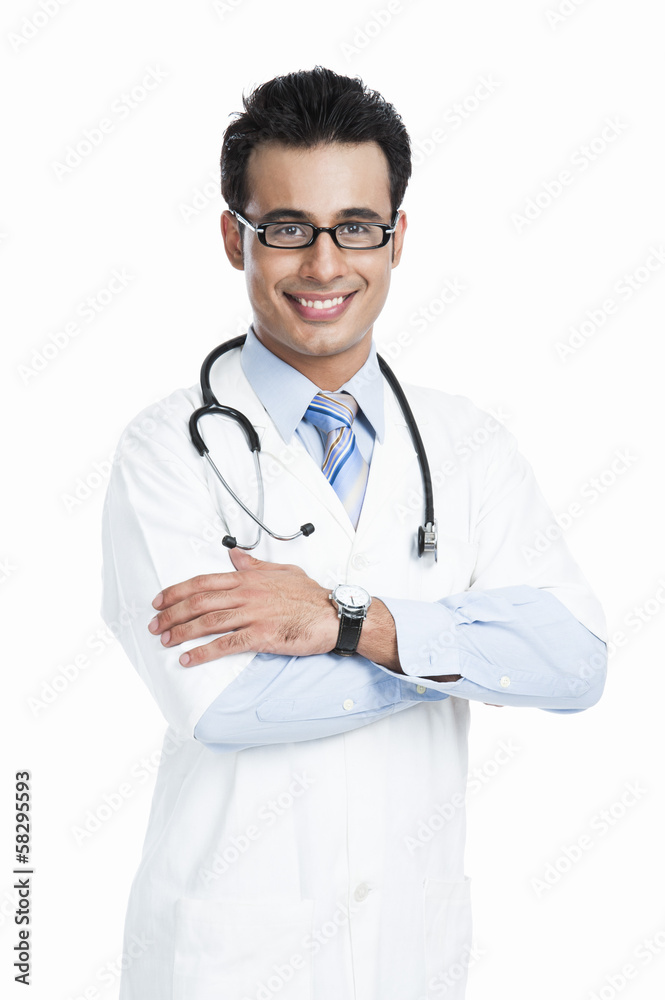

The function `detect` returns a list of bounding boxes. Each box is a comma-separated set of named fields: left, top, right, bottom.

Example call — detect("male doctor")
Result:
left=101, top=66, right=608, bottom=1000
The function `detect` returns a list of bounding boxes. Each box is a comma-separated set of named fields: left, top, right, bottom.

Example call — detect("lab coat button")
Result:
left=500, top=675, right=511, bottom=687
left=343, top=698, right=354, bottom=710
left=353, top=882, right=370, bottom=901
left=416, top=685, right=427, bottom=694
left=351, top=553, right=369, bottom=571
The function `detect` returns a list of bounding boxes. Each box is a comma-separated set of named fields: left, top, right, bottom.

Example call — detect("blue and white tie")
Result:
left=305, top=392, right=369, bottom=528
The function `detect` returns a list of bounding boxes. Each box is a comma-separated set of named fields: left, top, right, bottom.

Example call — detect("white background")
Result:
left=2, top=0, right=664, bottom=997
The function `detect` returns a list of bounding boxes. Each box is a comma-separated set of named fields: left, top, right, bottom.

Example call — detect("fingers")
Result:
left=166, top=606, right=254, bottom=649
left=147, top=558, right=311, bottom=663
left=152, top=572, right=241, bottom=611
left=179, top=629, right=255, bottom=667
left=149, top=589, right=246, bottom=637
left=151, top=552, right=285, bottom=610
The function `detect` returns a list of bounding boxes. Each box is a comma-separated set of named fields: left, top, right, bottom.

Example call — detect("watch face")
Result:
left=334, top=584, right=371, bottom=610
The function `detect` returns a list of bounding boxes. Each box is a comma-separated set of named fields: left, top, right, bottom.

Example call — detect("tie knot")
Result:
left=305, top=392, right=358, bottom=432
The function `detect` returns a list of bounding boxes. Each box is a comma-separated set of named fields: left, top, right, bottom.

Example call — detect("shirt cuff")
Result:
left=377, top=594, right=462, bottom=680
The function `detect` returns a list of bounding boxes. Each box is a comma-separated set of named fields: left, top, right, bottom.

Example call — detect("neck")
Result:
left=252, top=326, right=373, bottom=391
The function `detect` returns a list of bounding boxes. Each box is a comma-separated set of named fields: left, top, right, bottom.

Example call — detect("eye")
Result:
left=271, top=223, right=307, bottom=237
left=338, top=223, right=371, bottom=236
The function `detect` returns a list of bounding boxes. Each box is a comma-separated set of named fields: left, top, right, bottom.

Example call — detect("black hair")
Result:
left=220, top=66, right=412, bottom=229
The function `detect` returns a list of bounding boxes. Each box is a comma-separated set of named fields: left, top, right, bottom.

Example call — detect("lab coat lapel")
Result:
left=257, top=420, right=357, bottom=540
left=207, top=345, right=356, bottom=540
left=354, top=380, right=424, bottom=541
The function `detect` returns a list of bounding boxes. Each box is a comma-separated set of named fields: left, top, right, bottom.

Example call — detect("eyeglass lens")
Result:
left=263, top=222, right=387, bottom=248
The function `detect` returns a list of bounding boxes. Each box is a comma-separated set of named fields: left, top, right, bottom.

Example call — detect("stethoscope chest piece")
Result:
left=418, top=521, right=438, bottom=561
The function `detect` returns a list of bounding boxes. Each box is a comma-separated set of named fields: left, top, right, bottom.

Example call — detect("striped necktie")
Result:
left=304, top=392, right=370, bottom=528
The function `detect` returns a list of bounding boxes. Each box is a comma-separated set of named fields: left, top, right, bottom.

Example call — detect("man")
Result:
left=101, top=66, right=607, bottom=1000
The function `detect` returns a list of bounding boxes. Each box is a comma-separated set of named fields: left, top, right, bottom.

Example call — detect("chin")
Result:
left=302, top=326, right=362, bottom=353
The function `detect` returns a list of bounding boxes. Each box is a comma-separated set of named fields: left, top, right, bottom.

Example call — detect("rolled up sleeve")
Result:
left=376, top=420, right=608, bottom=712
left=378, top=587, right=607, bottom=711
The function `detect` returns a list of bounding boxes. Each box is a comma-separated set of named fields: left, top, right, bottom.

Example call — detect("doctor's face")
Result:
left=221, top=141, right=407, bottom=378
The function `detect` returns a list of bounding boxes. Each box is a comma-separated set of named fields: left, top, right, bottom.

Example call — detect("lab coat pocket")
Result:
left=173, top=896, right=315, bottom=1000
left=422, top=876, right=473, bottom=999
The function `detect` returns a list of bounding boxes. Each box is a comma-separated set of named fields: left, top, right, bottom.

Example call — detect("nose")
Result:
left=297, top=229, right=349, bottom=285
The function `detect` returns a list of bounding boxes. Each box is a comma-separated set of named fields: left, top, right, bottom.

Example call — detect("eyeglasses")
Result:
left=231, top=210, right=400, bottom=249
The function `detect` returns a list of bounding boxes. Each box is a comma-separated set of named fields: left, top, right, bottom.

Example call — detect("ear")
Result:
left=221, top=211, right=245, bottom=271
left=391, top=210, right=407, bottom=269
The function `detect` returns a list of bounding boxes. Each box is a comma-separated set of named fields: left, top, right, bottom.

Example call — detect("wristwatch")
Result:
left=329, top=584, right=372, bottom=656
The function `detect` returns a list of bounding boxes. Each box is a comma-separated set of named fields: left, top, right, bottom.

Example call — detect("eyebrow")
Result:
left=258, top=207, right=385, bottom=224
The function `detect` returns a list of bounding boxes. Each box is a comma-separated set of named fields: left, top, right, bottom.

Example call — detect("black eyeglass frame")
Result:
left=231, top=209, right=400, bottom=249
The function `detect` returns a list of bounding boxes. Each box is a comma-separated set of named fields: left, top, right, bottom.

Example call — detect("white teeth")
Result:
left=294, top=294, right=348, bottom=308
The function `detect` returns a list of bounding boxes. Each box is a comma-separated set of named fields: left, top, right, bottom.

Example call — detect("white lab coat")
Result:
left=101, top=344, right=607, bottom=1000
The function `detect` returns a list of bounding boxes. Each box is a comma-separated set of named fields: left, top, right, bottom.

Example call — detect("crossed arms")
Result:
left=101, top=423, right=608, bottom=751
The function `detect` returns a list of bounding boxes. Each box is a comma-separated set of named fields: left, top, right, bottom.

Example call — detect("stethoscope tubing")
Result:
left=375, top=354, right=434, bottom=529
left=189, top=334, right=436, bottom=556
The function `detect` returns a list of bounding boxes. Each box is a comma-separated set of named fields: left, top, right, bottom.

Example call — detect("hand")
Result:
left=147, top=548, right=340, bottom=667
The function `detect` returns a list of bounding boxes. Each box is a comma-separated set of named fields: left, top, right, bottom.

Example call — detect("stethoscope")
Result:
left=188, top=334, right=438, bottom=559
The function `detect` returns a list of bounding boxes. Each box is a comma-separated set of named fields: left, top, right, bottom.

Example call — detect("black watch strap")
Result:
left=333, top=614, right=364, bottom=657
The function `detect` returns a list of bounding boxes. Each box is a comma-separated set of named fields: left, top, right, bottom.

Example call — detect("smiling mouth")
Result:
left=285, top=291, right=355, bottom=310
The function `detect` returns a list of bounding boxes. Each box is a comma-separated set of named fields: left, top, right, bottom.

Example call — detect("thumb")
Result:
left=227, top=545, right=263, bottom=570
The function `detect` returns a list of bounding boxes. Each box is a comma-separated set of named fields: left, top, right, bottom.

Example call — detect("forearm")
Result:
left=357, top=599, right=461, bottom=682
left=194, top=597, right=460, bottom=752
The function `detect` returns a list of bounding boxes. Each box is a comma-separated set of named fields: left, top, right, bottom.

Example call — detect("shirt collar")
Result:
left=240, top=324, right=385, bottom=445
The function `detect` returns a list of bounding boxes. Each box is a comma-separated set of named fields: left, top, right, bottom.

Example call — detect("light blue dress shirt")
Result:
left=194, top=327, right=607, bottom=752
